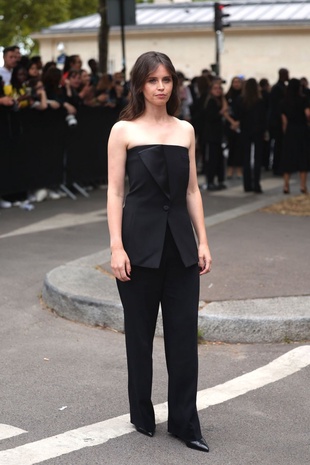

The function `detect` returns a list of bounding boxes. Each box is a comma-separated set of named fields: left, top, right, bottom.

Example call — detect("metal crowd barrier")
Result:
left=0, top=105, right=121, bottom=198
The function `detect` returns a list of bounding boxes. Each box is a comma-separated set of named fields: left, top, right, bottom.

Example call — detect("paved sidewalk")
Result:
left=42, top=176, right=310, bottom=343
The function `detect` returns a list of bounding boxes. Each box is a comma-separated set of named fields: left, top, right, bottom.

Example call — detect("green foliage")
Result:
left=0, top=0, right=98, bottom=50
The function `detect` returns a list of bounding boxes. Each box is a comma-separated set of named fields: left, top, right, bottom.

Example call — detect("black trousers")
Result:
left=242, top=133, right=263, bottom=191
left=269, top=125, right=283, bottom=175
left=117, top=227, right=202, bottom=441
left=205, top=141, right=225, bottom=185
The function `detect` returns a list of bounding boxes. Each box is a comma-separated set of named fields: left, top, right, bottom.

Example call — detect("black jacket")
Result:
left=122, top=144, right=198, bottom=268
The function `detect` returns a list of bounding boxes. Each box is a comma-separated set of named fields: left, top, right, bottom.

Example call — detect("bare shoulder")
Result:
left=110, top=120, right=131, bottom=138
left=170, top=117, right=195, bottom=148
left=109, top=120, right=133, bottom=148
left=173, top=117, right=194, bottom=136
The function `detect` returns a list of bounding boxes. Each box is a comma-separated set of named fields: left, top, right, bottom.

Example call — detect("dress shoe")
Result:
left=186, top=437, right=209, bottom=452
left=218, top=183, right=227, bottom=190
left=135, top=425, right=155, bottom=437
left=254, top=187, right=263, bottom=194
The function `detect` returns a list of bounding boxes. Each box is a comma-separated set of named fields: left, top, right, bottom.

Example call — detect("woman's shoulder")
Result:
left=111, top=119, right=134, bottom=135
left=173, top=116, right=194, bottom=132
left=109, top=120, right=131, bottom=144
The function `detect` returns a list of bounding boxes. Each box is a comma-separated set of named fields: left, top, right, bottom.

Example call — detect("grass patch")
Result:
left=261, top=194, right=310, bottom=216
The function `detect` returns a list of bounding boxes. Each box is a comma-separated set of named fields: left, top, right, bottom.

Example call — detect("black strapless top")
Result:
left=121, top=144, right=198, bottom=268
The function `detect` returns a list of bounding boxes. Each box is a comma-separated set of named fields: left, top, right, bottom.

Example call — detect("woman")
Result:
left=281, top=78, right=310, bottom=194
left=62, top=54, right=82, bottom=84
left=27, top=62, right=40, bottom=80
left=10, top=65, right=29, bottom=109
left=225, top=76, right=243, bottom=179
left=235, top=78, right=267, bottom=193
left=201, top=79, right=239, bottom=190
left=107, top=51, right=211, bottom=453
left=43, top=67, right=78, bottom=124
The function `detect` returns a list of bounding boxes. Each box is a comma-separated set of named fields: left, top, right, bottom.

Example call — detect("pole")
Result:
left=119, top=0, right=126, bottom=79
left=215, top=30, right=221, bottom=76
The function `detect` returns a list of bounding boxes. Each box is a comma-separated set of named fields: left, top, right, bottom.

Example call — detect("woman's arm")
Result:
left=107, top=121, right=131, bottom=281
left=221, top=96, right=240, bottom=130
left=185, top=123, right=212, bottom=275
left=281, top=113, right=287, bottom=133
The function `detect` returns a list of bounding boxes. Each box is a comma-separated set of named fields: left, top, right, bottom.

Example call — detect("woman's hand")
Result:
left=111, top=248, right=131, bottom=281
left=0, top=96, right=14, bottom=106
left=63, top=102, right=77, bottom=114
left=198, top=244, right=212, bottom=275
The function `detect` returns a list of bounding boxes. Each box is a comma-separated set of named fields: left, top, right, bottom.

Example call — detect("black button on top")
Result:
left=163, top=205, right=170, bottom=211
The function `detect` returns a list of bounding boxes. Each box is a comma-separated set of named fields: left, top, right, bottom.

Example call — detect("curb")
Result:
left=42, top=256, right=310, bottom=343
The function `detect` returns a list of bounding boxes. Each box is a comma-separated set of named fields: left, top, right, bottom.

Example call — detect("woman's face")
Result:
left=211, top=82, right=223, bottom=97
left=142, top=64, right=173, bottom=107
left=81, top=70, right=90, bottom=85
left=28, top=63, right=39, bottom=77
left=232, top=77, right=242, bottom=90
left=73, top=56, right=82, bottom=70
left=69, top=73, right=82, bottom=89
left=17, top=68, right=28, bottom=83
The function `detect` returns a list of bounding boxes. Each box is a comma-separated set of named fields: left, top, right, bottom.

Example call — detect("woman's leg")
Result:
left=160, top=230, right=201, bottom=441
left=205, top=142, right=217, bottom=187
left=300, top=171, right=308, bottom=193
left=242, top=136, right=252, bottom=191
left=283, top=172, right=290, bottom=193
left=117, top=267, right=162, bottom=432
left=253, top=136, right=263, bottom=192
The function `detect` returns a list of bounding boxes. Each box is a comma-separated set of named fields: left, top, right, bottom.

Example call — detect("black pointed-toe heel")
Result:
left=135, top=425, right=155, bottom=437
left=186, top=437, right=209, bottom=452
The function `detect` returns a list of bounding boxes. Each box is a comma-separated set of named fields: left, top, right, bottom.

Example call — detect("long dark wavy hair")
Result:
left=241, top=77, right=261, bottom=109
left=119, top=51, right=180, bottom=121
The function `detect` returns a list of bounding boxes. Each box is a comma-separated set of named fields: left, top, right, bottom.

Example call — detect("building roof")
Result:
left=39, top=0, right=310, bottom=35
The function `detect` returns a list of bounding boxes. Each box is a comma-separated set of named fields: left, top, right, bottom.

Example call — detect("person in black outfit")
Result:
left=268, top=68, right=289, bottom=175
left=190, top=74, right=211, bottom=173
left=0, top=78, right=15, bottom=208
left=281, top=78, right=310, bottom=194
left=201, top=79, right=239, bottom=190
left=107, top=51, right=212, bottom=453
left=235, top=78, right=267, bottom=193
left=259, top=78, right=272, bottom=171
left=225, top=76, right=243, bottom=179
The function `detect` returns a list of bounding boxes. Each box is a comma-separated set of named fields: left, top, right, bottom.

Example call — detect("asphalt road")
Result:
left=0, top=183, right=309, bottom=465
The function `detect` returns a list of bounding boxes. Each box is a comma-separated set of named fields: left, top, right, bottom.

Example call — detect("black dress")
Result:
left=201, top=97, right=225, bottom=185
left=235, top=97, right=267, bottom=191
left=281, top=96, right=309, bottom=173
left=225, top=89, right=243, bottom=168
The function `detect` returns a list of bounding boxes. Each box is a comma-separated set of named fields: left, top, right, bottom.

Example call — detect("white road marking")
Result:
left=0, top=346, right=309, bottom=465
left=0, top=425, right=27, bottom=441
left=0, top=210, right=107, bottom=239
left=1, top=188, right=285, bottom=240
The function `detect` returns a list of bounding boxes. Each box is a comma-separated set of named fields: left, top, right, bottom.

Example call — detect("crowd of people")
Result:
left=1, top=44, right=309, bottom=209
left=0, top=46, right=129, bottom=208
left=177, top=67, right=310, bottom=195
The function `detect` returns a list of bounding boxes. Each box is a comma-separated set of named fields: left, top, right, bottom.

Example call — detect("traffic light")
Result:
left=214, top=3, right=231, bottom=32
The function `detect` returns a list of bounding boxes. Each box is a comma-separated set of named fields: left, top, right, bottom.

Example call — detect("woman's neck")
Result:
left=142, top=104, right=171, bottom=124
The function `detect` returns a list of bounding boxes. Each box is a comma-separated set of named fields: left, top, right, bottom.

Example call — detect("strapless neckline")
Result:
left=127, top=144, right=188, bottom=152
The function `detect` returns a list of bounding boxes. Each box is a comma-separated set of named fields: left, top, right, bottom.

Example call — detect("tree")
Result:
left=0, top=0, right=98, bottom=50
left=98, top=0, right=109, bottom=73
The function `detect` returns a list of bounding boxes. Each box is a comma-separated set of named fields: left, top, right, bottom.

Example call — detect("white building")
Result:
left=31, top=0, right=310, bottom=85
